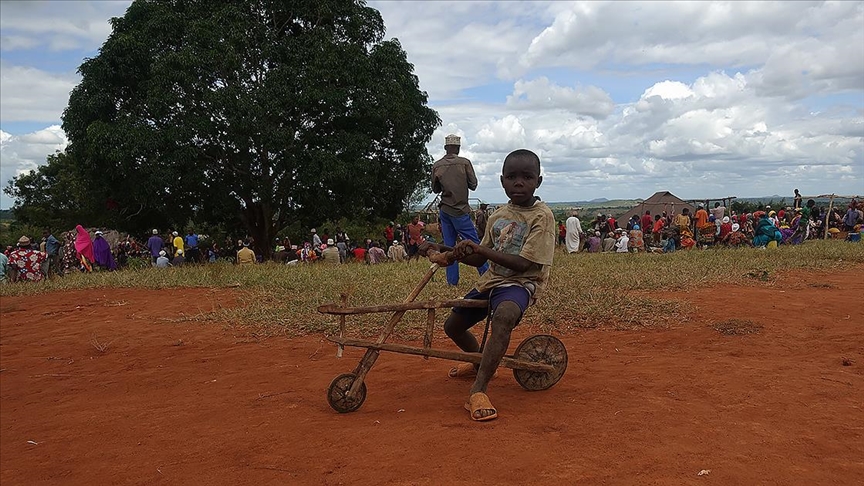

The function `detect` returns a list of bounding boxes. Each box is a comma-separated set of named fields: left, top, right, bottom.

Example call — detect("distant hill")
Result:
left=589, top=197, right=608, bottom=203
left=547, top=200, right=639, bottom=209
left=0, top=209, right=14, bottom=221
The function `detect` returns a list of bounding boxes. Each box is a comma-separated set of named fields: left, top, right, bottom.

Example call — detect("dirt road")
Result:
left=1, top=267, right=862, bottom=485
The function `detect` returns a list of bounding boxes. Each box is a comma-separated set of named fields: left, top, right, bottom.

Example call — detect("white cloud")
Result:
left=425, top=70, right=863, bottom=202
left=474, top=115, right=527, bottom=154
left=0, top=35, right=39, bottom=50
left=642, top=81, right=693, bottom=101
left=0, top=125, right=68, bottom=207
left=506, top=77, right=615, bottom=118
left=371, top=1, right=551, bottom=99
left=520, top=1, right=864, bottom=99
left=1, top=0, right=862, bottom=208
left=0, top=63, right=79, bottom=123
left=0, top=0, right=130, bottom=52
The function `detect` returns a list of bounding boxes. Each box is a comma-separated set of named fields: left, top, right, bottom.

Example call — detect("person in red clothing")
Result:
left=351, top=243, right=367, bottom=263
left=558, top=221, right=566, bottom=246
left=8, top=236, right=46, bottom=282
left=383, top=222, right=395, bottom=248
left=651, top=214, right=665, bottom=246
left=405, top=215, right=424, bottom=260
left=607, top=216, right=617, bottom=232
left=640, top=211, right=653, bottom=238
left=718, top=216, right=733, bottom=243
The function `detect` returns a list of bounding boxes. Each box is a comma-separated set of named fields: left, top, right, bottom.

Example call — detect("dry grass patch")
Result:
left=2, top=240, right=862, bottom=337
left=712, top=319, right=763, bottom=336
left=90, top=334, right=113, bottom=353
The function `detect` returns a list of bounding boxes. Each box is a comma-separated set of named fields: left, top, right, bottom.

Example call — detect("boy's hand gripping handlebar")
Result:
left=426, top=240, right=479, bottom=267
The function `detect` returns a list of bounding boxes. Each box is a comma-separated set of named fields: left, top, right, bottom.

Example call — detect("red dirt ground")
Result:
left=1, top=267, right=862, bottom=486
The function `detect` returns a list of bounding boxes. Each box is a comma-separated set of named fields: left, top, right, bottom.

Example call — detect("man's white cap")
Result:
left=172, top=231, right=178, bottom=236
left=152, top=229, right=158, bottom=234
left=445, top=134, right=461, bottom=146
left=311, top=228, right=316, bottom=233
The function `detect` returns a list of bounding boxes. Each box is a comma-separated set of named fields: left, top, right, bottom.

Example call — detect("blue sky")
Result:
left=2, top=0, right=862, bottom=209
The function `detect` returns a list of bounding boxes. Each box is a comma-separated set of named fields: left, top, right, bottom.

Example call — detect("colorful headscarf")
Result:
left=74, top=225, right=95, bottom=263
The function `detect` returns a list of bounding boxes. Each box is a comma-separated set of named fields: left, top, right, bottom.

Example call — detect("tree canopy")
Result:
left=11, top=0, right=439, bottom=254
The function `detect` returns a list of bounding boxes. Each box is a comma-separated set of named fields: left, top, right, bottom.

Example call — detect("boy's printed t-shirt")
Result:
left=476, top=201, right=556, bottom=301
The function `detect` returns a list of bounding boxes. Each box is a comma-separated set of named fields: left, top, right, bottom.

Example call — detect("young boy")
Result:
left=420, top=149, right=555, bottom=422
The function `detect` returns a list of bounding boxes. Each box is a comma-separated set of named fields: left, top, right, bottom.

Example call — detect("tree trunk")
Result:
left=242, top=202, right=274, bottom=260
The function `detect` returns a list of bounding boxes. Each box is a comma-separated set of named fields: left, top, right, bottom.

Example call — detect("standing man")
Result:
left=694, top=203, right=709, bottom=230
left=146, top=229, right=164, bottom=265
left=405, top=215, right=424, bottom=261
left=383, top=222, right=395, bottom=249
left=43, top=229, right=62, bottom=277
left=310, top=228, right=322, bottom=249
left=710, top=202, right=726, bottom=234
left=185, top=229, right=200, bottom=263
left=564, top=210, right=584, bottom=254
left=640, top=211, right=653, bottom=238
left=793, top=189, right=802, bottom=209
left=431, top=134, right=488, bottom=286
left=171, top=231, right=184, bottom=257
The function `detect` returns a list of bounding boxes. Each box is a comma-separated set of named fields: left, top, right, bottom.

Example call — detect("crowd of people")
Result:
left=3, top=195, right=862, bottom=283
left=0, top=212, right=459, bottom=282
left=559, top=196, right=863, bottom=254
left=225, top=215, right=449, bottom=266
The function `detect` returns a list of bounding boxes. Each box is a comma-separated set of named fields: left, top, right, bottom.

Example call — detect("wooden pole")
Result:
left=424, top=308, right=435, bottom=360
left=824, top=194, right=835, bottom=240
left=336, top=293, right=347, bottom=358
left=348, top=263, right=440, bottom=397
left=318, top=298, right=487, bottom=315
left=377, top=263, right=439, bottom=345
left=334, top=337, right=555, bottom=373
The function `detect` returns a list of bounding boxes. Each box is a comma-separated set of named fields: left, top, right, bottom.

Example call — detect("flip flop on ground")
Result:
left=464, top=392, right=498, bottom=421
left=448, top=362, right=498, bottom=379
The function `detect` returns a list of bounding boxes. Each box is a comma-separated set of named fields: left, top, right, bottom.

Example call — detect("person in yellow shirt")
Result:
left=236, top=241, right=256, bottom=265
left=674, top=208, right=693, bottom=238
left=172, top=231, right=184, bottom=257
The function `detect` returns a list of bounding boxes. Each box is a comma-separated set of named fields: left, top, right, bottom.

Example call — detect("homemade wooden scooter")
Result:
left=318, top=259, right=568, bottom=413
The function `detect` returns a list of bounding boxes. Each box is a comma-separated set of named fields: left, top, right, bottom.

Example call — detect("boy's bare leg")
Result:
left=443, top=313, right=480, bottom=353
left=470, top=301, right=520, bottom=419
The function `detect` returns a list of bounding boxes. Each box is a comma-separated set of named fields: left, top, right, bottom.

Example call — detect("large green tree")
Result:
left=4, top=151, right=104, bottom=231
left=62, top=0, right=439, bottom=255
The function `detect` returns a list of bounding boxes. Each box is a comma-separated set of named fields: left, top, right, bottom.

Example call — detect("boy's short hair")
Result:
left=503, top=149, right=541, bottom=174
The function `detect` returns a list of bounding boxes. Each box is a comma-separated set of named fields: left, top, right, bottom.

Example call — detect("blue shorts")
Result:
left=452, top=286, right=531, bottom=327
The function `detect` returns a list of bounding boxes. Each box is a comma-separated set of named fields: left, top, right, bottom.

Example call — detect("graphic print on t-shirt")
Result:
left=490, top=218, right=528, bottom=277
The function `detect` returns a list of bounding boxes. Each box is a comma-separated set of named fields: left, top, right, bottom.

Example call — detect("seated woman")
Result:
left=753, top=212, right=783, bottom=248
